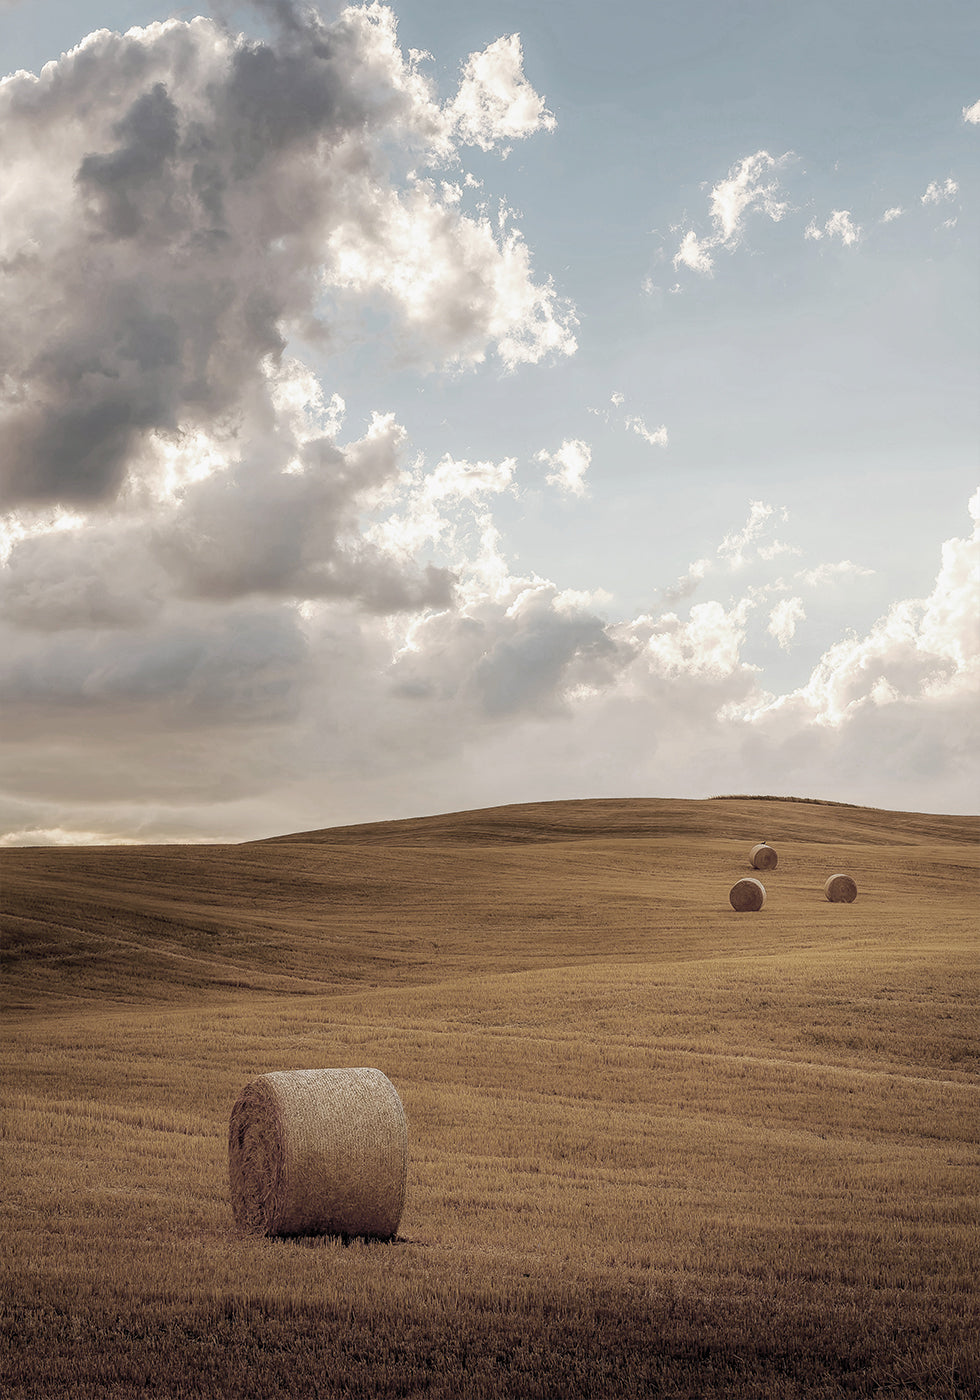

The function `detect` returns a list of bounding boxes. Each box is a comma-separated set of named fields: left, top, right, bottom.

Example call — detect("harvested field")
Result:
left=2, top=796, right=978, bottom=1398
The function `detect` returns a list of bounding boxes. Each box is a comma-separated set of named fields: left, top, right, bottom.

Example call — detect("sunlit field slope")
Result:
left=2, top=797, right=978, bottom=1399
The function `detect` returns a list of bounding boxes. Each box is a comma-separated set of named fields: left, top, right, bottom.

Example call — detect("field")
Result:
left=2, top=796, right=978, bottom=1399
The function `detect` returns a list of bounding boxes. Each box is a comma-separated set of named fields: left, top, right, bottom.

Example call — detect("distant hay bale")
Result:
left=750, top=842, right=777, bottom=870
left=228, top=1067, right=407, bottom=1239
left=824, top=873, right=858, bottom=903
left=729, top=877, right=766, bottom=911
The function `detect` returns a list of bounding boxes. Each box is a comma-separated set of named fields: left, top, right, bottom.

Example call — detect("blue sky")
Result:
left=0, top=0, right=977, bottom=841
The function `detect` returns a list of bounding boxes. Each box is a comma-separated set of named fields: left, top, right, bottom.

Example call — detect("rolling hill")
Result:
left=2, top=797, right=978, bottom=1397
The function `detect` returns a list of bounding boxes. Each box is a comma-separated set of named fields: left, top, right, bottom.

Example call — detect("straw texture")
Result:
left=824, top=873, right=858, bottom=903
left=228, top=1067, right=407, bottom=1239
left=750, top=843, right=778, bottom=870
left=729, top=877, right=766, bottom=911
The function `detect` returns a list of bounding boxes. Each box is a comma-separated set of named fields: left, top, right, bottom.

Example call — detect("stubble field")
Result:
left=2, top=796, right=978, bottom=1398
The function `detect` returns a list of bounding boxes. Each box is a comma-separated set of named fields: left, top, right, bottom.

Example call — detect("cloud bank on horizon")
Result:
left=0, top=0, right=977, bottom=843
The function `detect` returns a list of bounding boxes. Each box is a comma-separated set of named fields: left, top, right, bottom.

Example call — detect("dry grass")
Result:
left=2, top=796, right=978, bottom=1398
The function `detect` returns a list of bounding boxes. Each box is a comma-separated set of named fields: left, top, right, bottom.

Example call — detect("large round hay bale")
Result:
left=729, top=877, right=766, bottom=911
left=228, top=1067, right=407, bottom=1239
left=824, top=873, right=857, bottom=903
left=749, top=842, right=777, bottom=870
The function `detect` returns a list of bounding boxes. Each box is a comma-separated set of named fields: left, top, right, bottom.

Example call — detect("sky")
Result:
left=0, top=0, right=977, bottom=844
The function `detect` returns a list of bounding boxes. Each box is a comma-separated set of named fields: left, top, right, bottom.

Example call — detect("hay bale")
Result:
left=228, top=1067, right=407, bottom=1239
left=824, top=873, right=857, bottom=903
left=729, top=877, right=766, bottom=911
left=750, top=842, right=777, bottom=870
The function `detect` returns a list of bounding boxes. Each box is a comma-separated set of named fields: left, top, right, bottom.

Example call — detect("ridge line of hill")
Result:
left=244, top=795, right=979, bottom=847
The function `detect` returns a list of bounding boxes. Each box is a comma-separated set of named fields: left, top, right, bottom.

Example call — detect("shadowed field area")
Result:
left=2, top=797, right=978, bottom=1398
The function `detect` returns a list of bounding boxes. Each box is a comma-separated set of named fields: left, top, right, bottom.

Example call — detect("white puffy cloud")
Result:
left=536, top=439, right=592, bottom=497
left=625, top=416, right=668, bottom=448
left=709, top=152, right=791, bottom=240
left=673, top=150, right=792, bottom=275
left=639, top=599, right=751, bottom=679
left=448, top=34, right=556, bottom=151
left=921, top=177, right=958, bottom=204
left=365, top=452, right=517, bottom=561
left=881, top=206, right=903, bottom=223
left=964, top=100, right=980, bottom=124
left=744, top=489, right=979, bottom=728
left=768, top=597, right=805, bottom=649
left=327, top=182, right=576, bottom=369
left=805, top=209, right=861, bottom=245
left=673, top=228, right=717, bottom=275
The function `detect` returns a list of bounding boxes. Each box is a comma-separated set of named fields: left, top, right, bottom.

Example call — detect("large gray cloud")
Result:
left=1, top=489, right=977, bottom=842
left=0, top=4, right=571, bottom=511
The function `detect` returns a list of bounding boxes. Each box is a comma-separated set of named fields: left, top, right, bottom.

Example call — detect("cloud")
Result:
left=662, top=501, right=798, bottom=602
left=717, top=501, right=785, bottom=568
left=963, top=100, right=980, bottom=124
left=805, top=209, right=861, bottom=245
left=0, top=827, right=143, bottom=849
left=1, top=519, right=167, bottom=631
left=1, top=11, right=977, bottom=842
left=795, top=560, right=875, bottom=588
left=767, top=597, right=805, bottom=649
left=154, top=410, right=457, bottom=613
left=587, top=393, right=668, bottom=449
left=0, top=602, right=312, bottom=730
left=388, top=553, right=625, bottom=721
left=1, top=365, right=453, bottom=626
left=536, top=439, right=592, bottom=497
left=673, top=229, right=717, bottom=276
left=746, top=489, right=979, bottom=728
left=326, top=183, right=577, bottom=370
left=3, top=488, right=977, bottom=840
left=365, top=452, right=517, bottom=562
left=639, top=599, right=752, bottom=680
left=662, top=558, right=710, bottom=603
left=881, top=206, right=903, bottom=223
left=625, top=416, right=668, bottom=448
left=673, top=150, right=792, bottom=275
left=448, top=34, right=556, bottom=151
left=0, top=5, right=574, bottom=513
left=921, top=177, right=958, bottom=204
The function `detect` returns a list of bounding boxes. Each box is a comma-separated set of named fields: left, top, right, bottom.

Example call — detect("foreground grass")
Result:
left=2, top=799, right=978, bottom=1397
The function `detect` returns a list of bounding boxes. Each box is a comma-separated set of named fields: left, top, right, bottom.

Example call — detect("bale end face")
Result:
left=824, top=873, right=858, bottom=903
left=730, top=877, right=766, bottom=911
left=750, top=842, right=777, bottom=870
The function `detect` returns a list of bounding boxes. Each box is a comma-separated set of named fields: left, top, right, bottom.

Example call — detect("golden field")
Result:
left=2, top=796, right=978, bottom=1399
